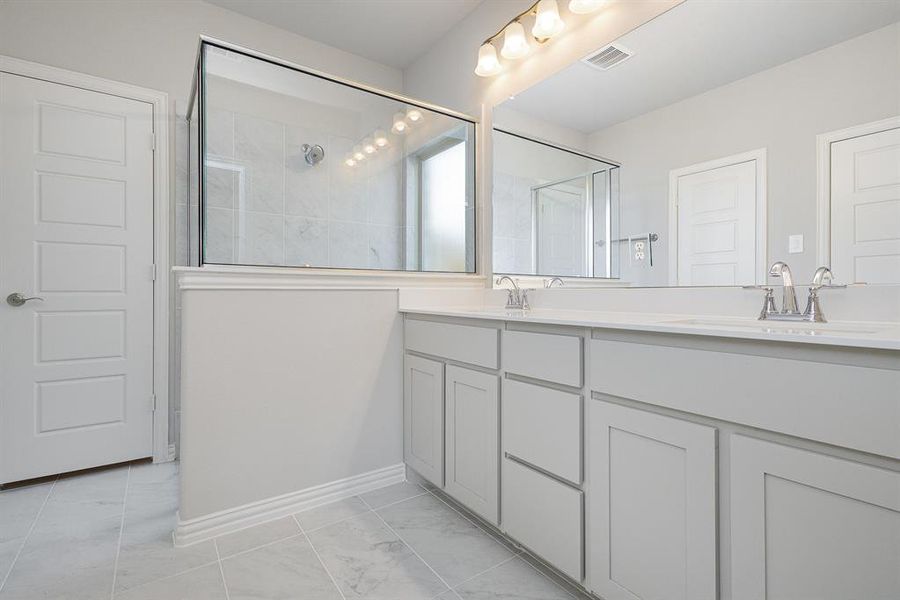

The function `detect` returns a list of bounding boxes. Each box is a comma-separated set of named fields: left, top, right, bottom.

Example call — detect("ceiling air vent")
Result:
left=582, top=43, right=633, bottom=71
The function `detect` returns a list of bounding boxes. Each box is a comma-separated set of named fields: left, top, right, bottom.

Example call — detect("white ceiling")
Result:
left=204, top=0, right=483, bottom=69
left=503, top=0, right=900, bottom=134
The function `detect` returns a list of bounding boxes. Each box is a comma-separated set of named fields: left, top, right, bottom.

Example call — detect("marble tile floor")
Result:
left=0, top=461, right=592, bottom=600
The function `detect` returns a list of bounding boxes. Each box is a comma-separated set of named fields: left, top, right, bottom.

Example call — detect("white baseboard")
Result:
left=174, top=463, right=406, bottom=547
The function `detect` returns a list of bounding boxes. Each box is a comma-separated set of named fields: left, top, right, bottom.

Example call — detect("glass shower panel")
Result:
left=194, top=42, right=476, bottom=272
left=492, top=129, right=619, bottom=278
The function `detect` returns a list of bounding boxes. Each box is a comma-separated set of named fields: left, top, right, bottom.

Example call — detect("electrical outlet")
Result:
left=789, top=234, right=804, bottom=254
left=632, top=239, right=646, bottom=263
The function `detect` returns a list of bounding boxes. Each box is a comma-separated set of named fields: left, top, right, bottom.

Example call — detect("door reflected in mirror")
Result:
left=492, top=0, right=900, bottom=286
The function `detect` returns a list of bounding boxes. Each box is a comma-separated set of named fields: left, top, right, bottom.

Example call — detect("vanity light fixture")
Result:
left=374, top=129, right=389, bottom=147
left=363, top=137, right=377, bottom=154
left=391, top=111, right=409, bottom=134
left=568, top=0, right=607, bottom=14
left=501, top=21, right=531, bottom=59
left=476, top=0, right=604, bottom=77
left=344, top=155, right=356, bottom=167
left=475, top=42, right=502, bottom=76
left=532, top=0, right=565, bottom=40
left=405, top=107, right=423, bottom=124
left=352, top=145, right=366, bottom=161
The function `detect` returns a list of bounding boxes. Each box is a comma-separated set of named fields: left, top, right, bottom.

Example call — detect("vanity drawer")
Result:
left=502, top=379, right=581, bottom=484
left=503, top=330, right=582, bottom=386
left=405, top=318, right=499, bottom=369
left=591, top=337, right=900, bottom=459
left=502, top=457, right=583, bottom=581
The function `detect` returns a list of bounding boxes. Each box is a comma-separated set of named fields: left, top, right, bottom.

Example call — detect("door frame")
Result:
left=667, top=148, right=767, bottom=286
left=0, top=55, right=172, bottom=464
left=815, top=116, right=900, bottom=268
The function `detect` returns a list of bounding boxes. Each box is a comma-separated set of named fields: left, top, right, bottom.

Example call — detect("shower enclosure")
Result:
left=493, top=129, right=619, bottom=278
left=184, top=39, right=476, bottom=273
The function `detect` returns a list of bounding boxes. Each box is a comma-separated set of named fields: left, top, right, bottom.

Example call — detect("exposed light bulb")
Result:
left=474, top=42, right=502, bottom=77
left=374, top=129, right=389, bottom=147
left=500, top=21, right=530, bottom=59
left=568, top=0, right=606, bottom=13
left=391, top=112, right=409, bottom=134
left=363, top=138, right=376, bottom=154
left=344, top=155, right=356, bottom=167
left=405, top=107, right=423, bottom=123
left=352, top=145, right=365, bottom=161
left=532, top=0, right=565, bottom=40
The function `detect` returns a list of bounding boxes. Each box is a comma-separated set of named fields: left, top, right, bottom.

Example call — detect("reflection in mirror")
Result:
left=493, top=130, right=619, bottom=278
left=493, top=0, right=900, bottom=286
left=195, top=42, right=476, bottom=272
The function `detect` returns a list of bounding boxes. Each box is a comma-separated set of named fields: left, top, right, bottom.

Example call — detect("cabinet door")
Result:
left=445, top=365, right=499, bottom=524
left=404, top=354, right=444, bottom=488
left=731, top=435, right=900, bottom=600
left=588, top=401, right=717, bottom=600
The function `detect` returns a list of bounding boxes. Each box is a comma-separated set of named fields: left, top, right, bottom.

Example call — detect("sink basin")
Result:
left=665, top=318, right=883, bottom=336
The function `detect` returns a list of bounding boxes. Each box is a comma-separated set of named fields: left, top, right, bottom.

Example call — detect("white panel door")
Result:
left=403, top=354, right=444, bottom=487
left=830, top=127, right=900, bottom=284
left=536, top=183, right=587, bottom=277
left=445, top=365, right=499, bottom=524
left=731, top=435, right=900, bottom=600
left=0, top=73, right=155, bottom=484
left=588, top=400, right=717, bottom=600
left=675, top=159, right=759, bottom=286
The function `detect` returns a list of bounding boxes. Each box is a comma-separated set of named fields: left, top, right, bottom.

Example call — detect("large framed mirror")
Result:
left=492, top=0, right=900, bottom=286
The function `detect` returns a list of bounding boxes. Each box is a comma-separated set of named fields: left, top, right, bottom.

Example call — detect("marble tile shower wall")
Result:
left=203, top=107, right=404, bottom=269
left=493, top=171, right=536, bottom=274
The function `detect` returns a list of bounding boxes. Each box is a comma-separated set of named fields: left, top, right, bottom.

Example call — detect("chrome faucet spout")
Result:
left=768, top=261, right=799, bottom=314
left=495, top=275, right=525, bottom=309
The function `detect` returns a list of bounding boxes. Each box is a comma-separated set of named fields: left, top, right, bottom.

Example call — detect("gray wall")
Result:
left=588, top=23, right=900, bottom=286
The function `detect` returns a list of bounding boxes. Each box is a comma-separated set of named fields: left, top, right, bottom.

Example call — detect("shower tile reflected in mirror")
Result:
left=192, top=42, right=476, bottom=272
left=492, top=130, right=619, bottom=279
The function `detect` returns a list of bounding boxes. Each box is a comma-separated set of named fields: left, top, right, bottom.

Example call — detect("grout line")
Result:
left=516, top=554, right=582, bottom=600
left=361, top=495, right=455, bottom=595
left=447, top=554, right=517, bottom=591
left=424, top=489, right=582, bottom=599
left=0, top=475, right=58, bottom=593
left=424, top=488, right=519, bottom=554
left=109, top=464, right=133, bottom=599
left=213, top=539, right=231, bottom=600
left=215, top=531, right=305, bottom=561
left=292, top=514, right=348, bottom=600
left=364, top=489, right=429, bottom=512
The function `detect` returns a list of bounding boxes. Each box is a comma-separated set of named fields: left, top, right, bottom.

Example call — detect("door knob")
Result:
left=6, top=292, right=44, bottom=307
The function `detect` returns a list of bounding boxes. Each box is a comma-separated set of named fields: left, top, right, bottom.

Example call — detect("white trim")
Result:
left=0, top=55, right=172, bottom=464
left=174, top=463, right=406, bottom=547
left=175, top=265, right=486, bottom=291
left=668, top=148, right=768, bottom=286
left=816, top=116, right=900, bottom=268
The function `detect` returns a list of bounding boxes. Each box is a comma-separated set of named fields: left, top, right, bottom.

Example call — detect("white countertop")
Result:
left=399, top=306, right=900, bottom=351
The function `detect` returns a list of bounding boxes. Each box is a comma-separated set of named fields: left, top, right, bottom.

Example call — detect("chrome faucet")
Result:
left=546, top=277, right=564, bottom=288
left=747, top=263, right=845, bottom=322
left=496, top=275, right=530, bottom=310
left=768, top=261, right=799, bottom=314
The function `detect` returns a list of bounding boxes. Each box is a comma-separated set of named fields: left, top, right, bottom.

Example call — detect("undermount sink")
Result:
left=665, top=318, right=883, bottom=336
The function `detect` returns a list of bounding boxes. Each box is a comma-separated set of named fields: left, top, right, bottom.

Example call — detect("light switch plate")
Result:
left=788, top=234, right=804, bottom=254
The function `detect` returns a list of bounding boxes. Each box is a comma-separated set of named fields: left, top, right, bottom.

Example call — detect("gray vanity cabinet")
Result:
left=403, top=354, right=444, bottom=488
left=444, top=364, right=500, bottom=524
left=730, top=435, right=900, bottom=600
left=588, top=400, right=718, bottom=600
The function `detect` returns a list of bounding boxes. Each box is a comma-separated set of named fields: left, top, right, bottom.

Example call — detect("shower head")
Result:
left=301, top=144, right=325, bottom=166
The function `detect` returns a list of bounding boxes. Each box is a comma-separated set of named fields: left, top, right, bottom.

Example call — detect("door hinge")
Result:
left=150, top=133, right=156, bottom=151
left=151, top=263, right=157, bottom=281
left=150, top=393, right=158, bottom=412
